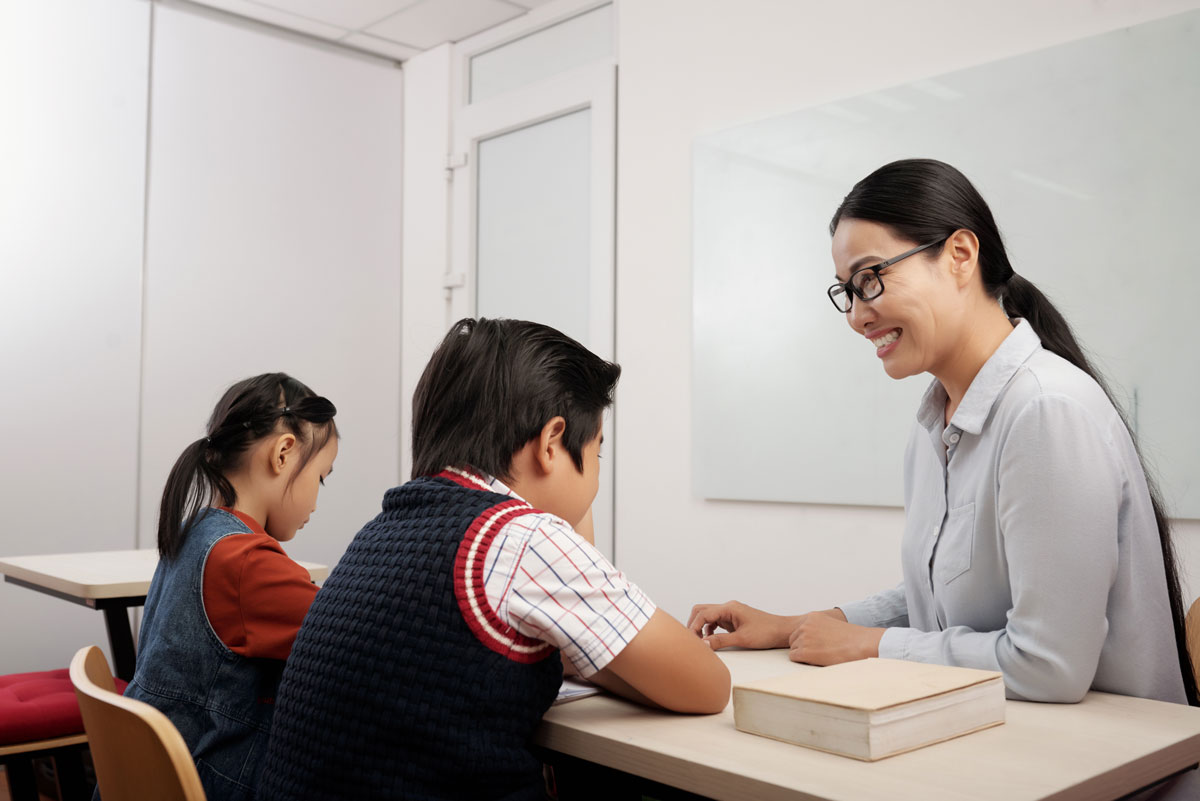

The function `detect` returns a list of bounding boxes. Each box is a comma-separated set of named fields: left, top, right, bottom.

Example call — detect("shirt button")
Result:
left=948, top=433, right=960, bottom=444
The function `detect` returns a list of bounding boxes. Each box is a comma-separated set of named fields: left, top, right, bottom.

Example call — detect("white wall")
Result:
left=139, top=3, right=404, bottom=573
left=0, top=0, right=149, bottom=674
left=0, top=0, right=404, bottom=674
left=399, top=44, right=453, bottom=482
left=614, top=0, right=1200, bottom=621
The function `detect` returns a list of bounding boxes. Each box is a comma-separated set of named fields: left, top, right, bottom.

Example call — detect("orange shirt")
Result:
left=202, top=509, right=318, bottom=661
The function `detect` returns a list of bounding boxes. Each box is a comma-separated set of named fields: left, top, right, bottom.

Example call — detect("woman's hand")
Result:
left=686, top=601, right=801, bottom=650
left=787, top=613, right=884, bottom=666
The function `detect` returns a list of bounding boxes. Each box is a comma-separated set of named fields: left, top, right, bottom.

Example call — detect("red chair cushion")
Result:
left=0, top=668, right=128, bottom=745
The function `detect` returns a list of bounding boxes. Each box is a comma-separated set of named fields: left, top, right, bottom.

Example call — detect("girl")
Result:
left=123, top=373, right=338, bottom=801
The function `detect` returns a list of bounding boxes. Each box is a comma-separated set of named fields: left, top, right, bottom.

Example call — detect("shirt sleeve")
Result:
left=878, top=394, right=1121, bottom=702
left=482, top=512, right=656, bottom=678
left=203, top=533, right=319, bottom=661
left=839, top=582, right=909, bottom=628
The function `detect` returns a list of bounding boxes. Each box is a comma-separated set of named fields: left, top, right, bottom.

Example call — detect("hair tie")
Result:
left=242, top=421, right=251, bottom=429
left=283, top=406, right=291, bottom=414
left=204, top=436, right=212, bottom=445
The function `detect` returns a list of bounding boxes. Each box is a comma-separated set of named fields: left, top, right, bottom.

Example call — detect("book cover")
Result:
left=732, top=658, right=1005, bottom=761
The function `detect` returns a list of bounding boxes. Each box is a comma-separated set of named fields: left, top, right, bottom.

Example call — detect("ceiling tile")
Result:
left=341, top=32, right=424, bottom=60
left=187, top=0, right=349, bottom=39
left=248, top=0, right=421, bottom=31
left=366, top=0, right=525, bottom=49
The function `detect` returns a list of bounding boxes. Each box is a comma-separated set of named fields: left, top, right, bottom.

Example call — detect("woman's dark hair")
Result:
left=411, top=318, right=620, bottom=481
left=158, top=373, right=338, bottom=561
left=831, top=158, right=1198, bottom=707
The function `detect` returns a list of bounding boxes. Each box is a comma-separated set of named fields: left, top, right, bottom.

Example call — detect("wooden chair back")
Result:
left=69, top=646, right=206, bottom=801
left=1186, top=597, right=1200, bottom=689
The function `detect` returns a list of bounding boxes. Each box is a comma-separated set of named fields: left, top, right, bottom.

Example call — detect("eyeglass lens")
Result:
left=829, top=270, right=882, bottom=312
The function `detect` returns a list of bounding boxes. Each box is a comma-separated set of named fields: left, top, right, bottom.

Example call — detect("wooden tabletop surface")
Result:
left=535, top=648, right=1200, bottom=801
left=0, top=549, right=330, bottom=599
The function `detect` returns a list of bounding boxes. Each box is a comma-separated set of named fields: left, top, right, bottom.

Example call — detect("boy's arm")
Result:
left=587, top=609, right=730, bottom=714
left=487, top=511, right=728, bottom=713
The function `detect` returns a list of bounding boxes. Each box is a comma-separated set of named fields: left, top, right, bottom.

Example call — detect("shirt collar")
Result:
left=219, top=506, right=268, bottom=535
left=442, top=465, right=526, bottom=503
left=916, top=319, right=1041, bottom=436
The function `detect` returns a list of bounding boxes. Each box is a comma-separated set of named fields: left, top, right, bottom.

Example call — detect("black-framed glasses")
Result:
left=826, top=238, right=947, bottom=313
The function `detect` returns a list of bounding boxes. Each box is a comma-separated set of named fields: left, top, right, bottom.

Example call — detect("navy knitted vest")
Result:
left=257, top=472, right=563, bottom=801
left=125, top=508, right=281, bottom=801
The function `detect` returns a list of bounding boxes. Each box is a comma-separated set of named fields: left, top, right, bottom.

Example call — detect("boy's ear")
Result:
left=270, top=433, right=298, bottom=476
left=533, top=417, right=567, bottom=475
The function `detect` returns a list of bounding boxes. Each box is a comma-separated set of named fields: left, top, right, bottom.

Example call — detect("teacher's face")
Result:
left=831, top=219, right=957, bottom=380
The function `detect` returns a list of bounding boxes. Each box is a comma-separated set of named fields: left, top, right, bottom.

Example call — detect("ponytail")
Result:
left=832, top=159, right=1199, bottom=707
left=157, top=373, right=338, bottom=561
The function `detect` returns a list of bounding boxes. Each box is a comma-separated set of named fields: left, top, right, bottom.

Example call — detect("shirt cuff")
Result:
left=838, top=600, right=875, bottom=626
left=877, top=626, right=914, bottom=660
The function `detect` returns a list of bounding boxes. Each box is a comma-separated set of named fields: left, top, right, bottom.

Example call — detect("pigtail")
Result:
left=1001, top=275, right=1090, bottom=374
left=158, top=438, right=223, bottom=561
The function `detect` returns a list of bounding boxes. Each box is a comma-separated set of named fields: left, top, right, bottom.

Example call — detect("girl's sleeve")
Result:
left=203, top=534, right=320, bottom=660
left=876, top=394, right=1120, bottom=702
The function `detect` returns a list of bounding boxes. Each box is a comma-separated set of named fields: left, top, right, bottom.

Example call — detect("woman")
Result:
left=689, top=159, right=1197, bottom=720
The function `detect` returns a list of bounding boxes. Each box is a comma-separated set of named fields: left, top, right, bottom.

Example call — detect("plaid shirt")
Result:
left=445, top=467, right=655, bottom=677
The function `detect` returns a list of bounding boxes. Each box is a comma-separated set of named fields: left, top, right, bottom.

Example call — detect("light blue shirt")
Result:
left=841, top=320, right=1188, bottom=708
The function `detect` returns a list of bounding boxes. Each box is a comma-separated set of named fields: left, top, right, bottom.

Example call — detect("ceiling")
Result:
left=188, top=0, right=553, bottom=61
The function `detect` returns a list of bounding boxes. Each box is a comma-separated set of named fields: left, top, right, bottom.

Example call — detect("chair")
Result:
left=0, top=668, right=99, bottom=801
left=69, top=646, right=205, bottom=801
left=1186, top=597, right=1200, bottom=689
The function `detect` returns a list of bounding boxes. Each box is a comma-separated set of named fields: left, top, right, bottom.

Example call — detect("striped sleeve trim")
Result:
left=453, top=499, right=556, bottom=664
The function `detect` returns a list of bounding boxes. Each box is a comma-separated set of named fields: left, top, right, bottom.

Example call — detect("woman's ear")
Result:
left=270, top=433, right=298, bottom=476
left=945, top=229, right=980, bottom=288
left=533, top=417, right=567, bottom=475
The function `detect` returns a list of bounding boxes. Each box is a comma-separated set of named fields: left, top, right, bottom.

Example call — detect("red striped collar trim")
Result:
left=437, top=466, right=495, bottom=492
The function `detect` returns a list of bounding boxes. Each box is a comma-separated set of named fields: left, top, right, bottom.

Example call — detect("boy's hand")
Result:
left=686, top=601, right=801, bottom=650
left=787, top=614, right=884, bottom=666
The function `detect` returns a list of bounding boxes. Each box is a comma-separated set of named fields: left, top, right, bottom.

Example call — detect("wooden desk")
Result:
left=0, top=550, right=329, bottom=681
left=534, top=649, right=1200, bottom=801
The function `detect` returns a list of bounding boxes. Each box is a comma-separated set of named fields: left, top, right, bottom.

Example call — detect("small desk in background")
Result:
left=0, top=549, right=329, bottom=681
left=534, top=649, right=1200, bottom=801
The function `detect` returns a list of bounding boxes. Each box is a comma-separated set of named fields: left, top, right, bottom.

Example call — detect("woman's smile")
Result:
left=869, top=328, right=901, bottom=357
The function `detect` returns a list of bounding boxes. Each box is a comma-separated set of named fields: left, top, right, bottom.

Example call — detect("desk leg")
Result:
left=101, top=606, right=137, bottom=682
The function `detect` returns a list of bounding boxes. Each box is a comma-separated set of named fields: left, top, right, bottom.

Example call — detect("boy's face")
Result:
left=550, top=429, right=602, bottom=529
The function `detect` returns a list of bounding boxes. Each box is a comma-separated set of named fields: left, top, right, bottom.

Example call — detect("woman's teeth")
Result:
left=874, top=330, right=900, bottom=350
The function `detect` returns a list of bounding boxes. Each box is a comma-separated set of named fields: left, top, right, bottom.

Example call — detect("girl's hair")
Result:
left=411, top=318, right=620, bottom=481
left=831, top=158, right=1198, bottom=707
left=158, top=373, right=338, bottom=561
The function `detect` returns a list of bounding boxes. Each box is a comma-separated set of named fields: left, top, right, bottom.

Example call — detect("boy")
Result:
left=256, top=318, right=730, bottom=801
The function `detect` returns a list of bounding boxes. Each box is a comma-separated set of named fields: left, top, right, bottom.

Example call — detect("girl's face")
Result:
left=830, top=219, right=960, bottom=381
left=268, top=434, right=338, bottom=542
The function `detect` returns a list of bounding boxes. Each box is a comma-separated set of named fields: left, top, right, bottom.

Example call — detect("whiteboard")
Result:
left=692, top=10, right=1200, bottom=518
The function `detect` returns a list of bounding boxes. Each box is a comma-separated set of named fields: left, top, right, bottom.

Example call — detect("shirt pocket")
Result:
left=933, top=502, right=975, bottom=585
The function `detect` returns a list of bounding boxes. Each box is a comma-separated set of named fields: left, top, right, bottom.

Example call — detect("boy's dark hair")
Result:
left=411, top=318, right=620, bottom=480
left=158, top=373, right=338, bottom=561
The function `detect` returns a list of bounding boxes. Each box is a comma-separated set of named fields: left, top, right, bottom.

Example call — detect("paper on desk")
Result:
left=554, top=677, right=601, bottom=705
